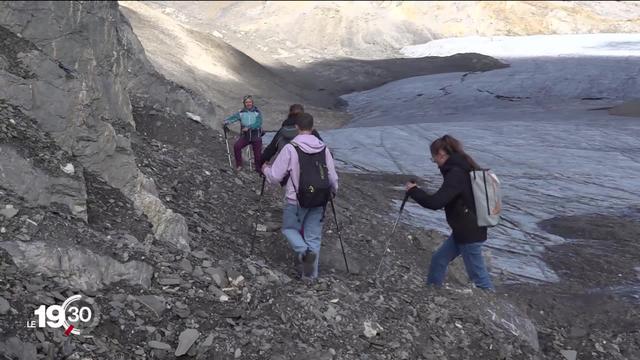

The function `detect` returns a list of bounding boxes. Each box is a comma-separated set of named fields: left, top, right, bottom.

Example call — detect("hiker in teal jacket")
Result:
left=224, top=95, right=263, bottom=172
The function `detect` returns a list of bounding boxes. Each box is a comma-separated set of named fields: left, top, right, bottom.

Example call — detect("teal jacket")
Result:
left=224, top=106, right=263, bottom=130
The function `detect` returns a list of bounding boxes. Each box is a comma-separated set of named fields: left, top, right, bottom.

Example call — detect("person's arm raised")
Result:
left=262, top=144, right=292, bottom=185
left=407, top=170, right=463, bottom=210
left=261, top=129, right=281, bottom=166
left=224, top=112, right=240, bottom=125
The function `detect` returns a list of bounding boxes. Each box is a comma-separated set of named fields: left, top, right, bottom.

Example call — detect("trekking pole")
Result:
left=247, top=130, right=255, bottom=171
left=223, top=125, right=232, bottom=168
left=375, top=191, right=410, bottom=277
left=329, top=196, right=350, bottom=273
left=248, top=147, right=254, bottom=172
left=250, top=175, right=267, bottom=255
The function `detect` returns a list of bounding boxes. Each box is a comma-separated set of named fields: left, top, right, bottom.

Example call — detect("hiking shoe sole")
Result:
left=302, top=250, right=317, bottom=278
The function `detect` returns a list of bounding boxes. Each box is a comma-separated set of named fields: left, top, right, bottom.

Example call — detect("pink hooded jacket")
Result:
left=263, top=134, right=339, bottom=205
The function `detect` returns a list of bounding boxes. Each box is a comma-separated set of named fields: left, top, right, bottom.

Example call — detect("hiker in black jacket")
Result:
left=405, top=135, right=494, bottom=290
left=261, top=104, right=322, bottom=166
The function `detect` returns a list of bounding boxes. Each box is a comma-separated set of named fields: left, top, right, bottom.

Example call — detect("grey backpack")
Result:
left=470, top=169, right=502, bottom=227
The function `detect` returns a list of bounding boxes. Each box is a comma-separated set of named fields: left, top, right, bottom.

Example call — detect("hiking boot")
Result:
left=294, top=253, right=303, bottom=278
left=302, top=249, right=316, bottom=278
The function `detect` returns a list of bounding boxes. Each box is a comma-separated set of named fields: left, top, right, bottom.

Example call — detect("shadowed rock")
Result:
left=0, top=1, right=196, bottom=251
left=0, top=145, right=86, bottom=219
left=0, top=241, right=153, bottom=291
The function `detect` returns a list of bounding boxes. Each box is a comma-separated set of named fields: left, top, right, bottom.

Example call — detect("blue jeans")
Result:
left=282, top=203, right=324, bottom=278
left=427, top=235, right=494, bottom=290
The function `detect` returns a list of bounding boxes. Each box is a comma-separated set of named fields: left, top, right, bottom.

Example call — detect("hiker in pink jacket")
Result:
left=262, top=113, right=338, bottom=279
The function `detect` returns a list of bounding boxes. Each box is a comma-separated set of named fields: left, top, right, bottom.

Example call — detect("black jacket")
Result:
left=407, top=153, right=487, bottom=244
left=261, top=116, right=322, bottom=166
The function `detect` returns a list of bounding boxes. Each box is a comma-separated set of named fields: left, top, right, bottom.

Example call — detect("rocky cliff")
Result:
left=0, top=1, right=217, bottom=254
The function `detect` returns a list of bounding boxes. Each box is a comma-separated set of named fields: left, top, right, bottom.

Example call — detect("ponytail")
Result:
left=430, top=134, right=481, bottom=170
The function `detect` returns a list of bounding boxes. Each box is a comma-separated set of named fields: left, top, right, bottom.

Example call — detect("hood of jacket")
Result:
left=290, top=134, right=326, bottom=154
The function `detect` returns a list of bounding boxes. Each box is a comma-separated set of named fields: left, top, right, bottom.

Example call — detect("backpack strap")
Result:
left=289, top=142, right=300, bottom=201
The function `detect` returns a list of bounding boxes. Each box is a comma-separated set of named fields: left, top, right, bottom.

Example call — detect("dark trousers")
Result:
left=233, top=135, right=262, bottom=171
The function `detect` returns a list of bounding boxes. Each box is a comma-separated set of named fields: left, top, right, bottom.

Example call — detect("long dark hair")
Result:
left=430, top=135, right=481, bottom=170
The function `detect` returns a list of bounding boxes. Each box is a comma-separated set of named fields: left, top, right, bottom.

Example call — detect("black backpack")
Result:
left=292, top=143, right=331, bottom=208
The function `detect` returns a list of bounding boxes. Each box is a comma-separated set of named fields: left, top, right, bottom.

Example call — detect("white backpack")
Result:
left=470, top=169, right=502, bottom=227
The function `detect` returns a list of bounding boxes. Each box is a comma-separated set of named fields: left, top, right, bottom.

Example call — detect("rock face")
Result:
left=0, top=1, right=203, bottom=251
left=0, top=144, right=86, bottom=219
left=0, top=241, right=153, bottom=291
left=482, top=297, right=540, bottom=351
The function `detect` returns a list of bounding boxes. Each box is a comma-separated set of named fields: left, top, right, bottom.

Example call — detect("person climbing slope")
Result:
left=405, top=135, right=494, bottom=291
left=262, top=113, right=339, bottom=280
left=261, top=104, right=322, bottom=167
left=223, top=95, right=263, bottom=173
